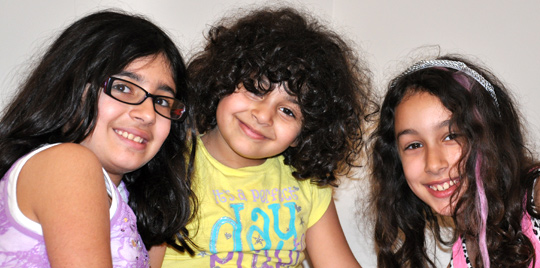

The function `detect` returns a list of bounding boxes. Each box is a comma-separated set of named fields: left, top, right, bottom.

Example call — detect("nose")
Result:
left=130, top=97, right=157, bottom=124
left=251, top=101, right=274, bottom=126
left=424, top=145, right=448, bottom=175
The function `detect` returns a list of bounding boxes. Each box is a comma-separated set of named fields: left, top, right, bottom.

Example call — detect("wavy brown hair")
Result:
left=371, top=55, right=539, bottom=267
left=189, top=7, right=374, bottom=185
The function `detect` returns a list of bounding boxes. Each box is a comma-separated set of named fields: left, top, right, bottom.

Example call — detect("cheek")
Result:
left=448, top=146, right=463, bottom=170
left=155, top=119, right=171, bottom=143
left=400, top=157, right=421, bottom=180
left=96, top=94, right=124, bottom=122
left=279, top=123, right=302, bottom=143
left=217, top=94, right=244, bottom=113
left=215, top=97, right=237, bottom=124
left=401, top=158, right=427, bottom=194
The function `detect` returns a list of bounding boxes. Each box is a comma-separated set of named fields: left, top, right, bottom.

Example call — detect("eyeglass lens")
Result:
left=107, top=77, right=185, bottom=120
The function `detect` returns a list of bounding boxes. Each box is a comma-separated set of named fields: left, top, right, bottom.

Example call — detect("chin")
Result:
left=433, top=203, right=455, bottom=216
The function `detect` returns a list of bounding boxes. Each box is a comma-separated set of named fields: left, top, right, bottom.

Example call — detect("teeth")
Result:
left=430, top=180, right=458, bottom=191
left=115, top=130, right=144, bottom=144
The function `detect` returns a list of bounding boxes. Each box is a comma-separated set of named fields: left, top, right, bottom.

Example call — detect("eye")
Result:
left=404, top=142, right=422, bottom=151
left=111, top=83, right=133, bottom=94
left=279, top=107, right=296, bottom=118
left=154, top=97, right=172, bottom=108
left=444, top=133, right=458, bottom=141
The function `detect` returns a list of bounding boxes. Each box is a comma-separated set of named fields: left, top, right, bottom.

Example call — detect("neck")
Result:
left=108, top=173, right=123, bottom=187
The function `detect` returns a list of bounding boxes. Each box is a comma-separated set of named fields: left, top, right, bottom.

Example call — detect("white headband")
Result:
left=396, top=59, right=500, bottom=110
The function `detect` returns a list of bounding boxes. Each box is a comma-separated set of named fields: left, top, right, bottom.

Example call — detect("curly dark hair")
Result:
left=371, top=54, right=539, bottom=267
left=189, top=7, right=374, bottom=186
left=0, top=10, right=196, bottom=252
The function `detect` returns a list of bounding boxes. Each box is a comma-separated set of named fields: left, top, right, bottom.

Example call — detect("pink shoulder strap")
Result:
left=522, top=211, right=540, bottom=268
left=451, top=236, right=468, bottom=268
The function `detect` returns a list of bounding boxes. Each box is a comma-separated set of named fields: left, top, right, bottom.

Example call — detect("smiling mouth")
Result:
left=239, top=121, right=267, bottom=140
left=429, top=179, right=459, bottom=191
left=115, top=129, right=145, bottom=144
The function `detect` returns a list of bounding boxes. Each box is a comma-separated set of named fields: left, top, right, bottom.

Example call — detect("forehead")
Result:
left=125, top=53, right=171, bottom=69
left=120, top=54, right=176, bottom=92
left=274, top=83, right=299, bottom=102
left=394, top=91, right=452, bottom=133
left=242, top=82, right=298, bottom=99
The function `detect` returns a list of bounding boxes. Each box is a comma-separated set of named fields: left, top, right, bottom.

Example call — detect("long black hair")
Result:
left=371, top=55, right=539, bottom=267
left=0, top=10, right=196, bottom=251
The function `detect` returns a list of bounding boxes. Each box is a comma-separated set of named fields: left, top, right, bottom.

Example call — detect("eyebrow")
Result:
left=287, top=96, right=300, bottom=105
left=395, top=119, right=451, bottom=140
left=116, top=70, right=176, bottom=95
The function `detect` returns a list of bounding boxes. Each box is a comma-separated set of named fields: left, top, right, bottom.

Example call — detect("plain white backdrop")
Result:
left=1, top=1, right=539, bottom=267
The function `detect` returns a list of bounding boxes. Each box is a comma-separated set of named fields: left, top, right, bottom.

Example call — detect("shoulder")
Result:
left=271, top=156, right=333, bottom=195
left=17, top=144, right=114, bottom=267
left=23, top=143, right=103, bottom=186
left=30, top=143, right=101, bottom=171
left=17, top=143, right=100, bottom=177
left=17, top=143, right=108, bottom=224
left=32, top=143, right=99, bottom=163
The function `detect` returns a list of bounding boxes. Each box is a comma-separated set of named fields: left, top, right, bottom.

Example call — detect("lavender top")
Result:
left=0, top=144, right=149, bottom=267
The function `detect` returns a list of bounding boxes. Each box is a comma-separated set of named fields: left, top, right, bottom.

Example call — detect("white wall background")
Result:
left=1, top=1, right=539, bottom=267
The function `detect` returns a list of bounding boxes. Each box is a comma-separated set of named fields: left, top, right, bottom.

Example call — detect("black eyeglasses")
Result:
left=103, top=77, right=186, bottom=120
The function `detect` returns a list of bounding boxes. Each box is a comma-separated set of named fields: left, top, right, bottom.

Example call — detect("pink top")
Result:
left=0, top=144, right=149, bottom=267
left=451, top=211, right=540, bottom=268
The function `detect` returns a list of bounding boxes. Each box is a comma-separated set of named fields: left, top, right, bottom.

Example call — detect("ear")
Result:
left=289, top=137, right=299, bottom=148
left=235, top=83, right=244, bottom=92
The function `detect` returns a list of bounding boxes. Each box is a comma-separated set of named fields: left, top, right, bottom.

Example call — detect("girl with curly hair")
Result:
left=0, top=10, right=196, bottom=267
left=371, top=54, right=540, bottom=268
left=160, top=6, right=373, bottom=267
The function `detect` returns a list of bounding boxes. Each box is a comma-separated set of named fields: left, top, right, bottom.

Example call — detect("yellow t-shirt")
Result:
left=163, top=138, right=332, bottom=267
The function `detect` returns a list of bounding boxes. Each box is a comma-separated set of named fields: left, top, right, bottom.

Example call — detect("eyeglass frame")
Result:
left=102, top=76, right=187, bottom=121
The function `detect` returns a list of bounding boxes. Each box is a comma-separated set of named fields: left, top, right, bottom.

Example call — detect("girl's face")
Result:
left=81, top=54, right=174, bottom=184
left=203, top=83, right=303, bottom=168
left=394, top=91, right=463, bottom=216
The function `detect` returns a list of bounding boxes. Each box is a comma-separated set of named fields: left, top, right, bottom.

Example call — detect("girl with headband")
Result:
left=370, top=55, right=540, bottom=267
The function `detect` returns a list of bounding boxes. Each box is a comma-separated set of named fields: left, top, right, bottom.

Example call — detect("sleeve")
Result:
left=306, top=184, right=333, bottom=228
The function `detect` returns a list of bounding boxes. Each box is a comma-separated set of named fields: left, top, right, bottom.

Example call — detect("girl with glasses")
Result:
left=0, top=10, right=196, bottom=268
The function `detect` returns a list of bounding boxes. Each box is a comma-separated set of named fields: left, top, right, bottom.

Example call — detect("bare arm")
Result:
left=17, top=143, right=113, bottom=268
left=305, top=199, right=361, bottom=268
left=148, top=243, right=167, bottom=268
